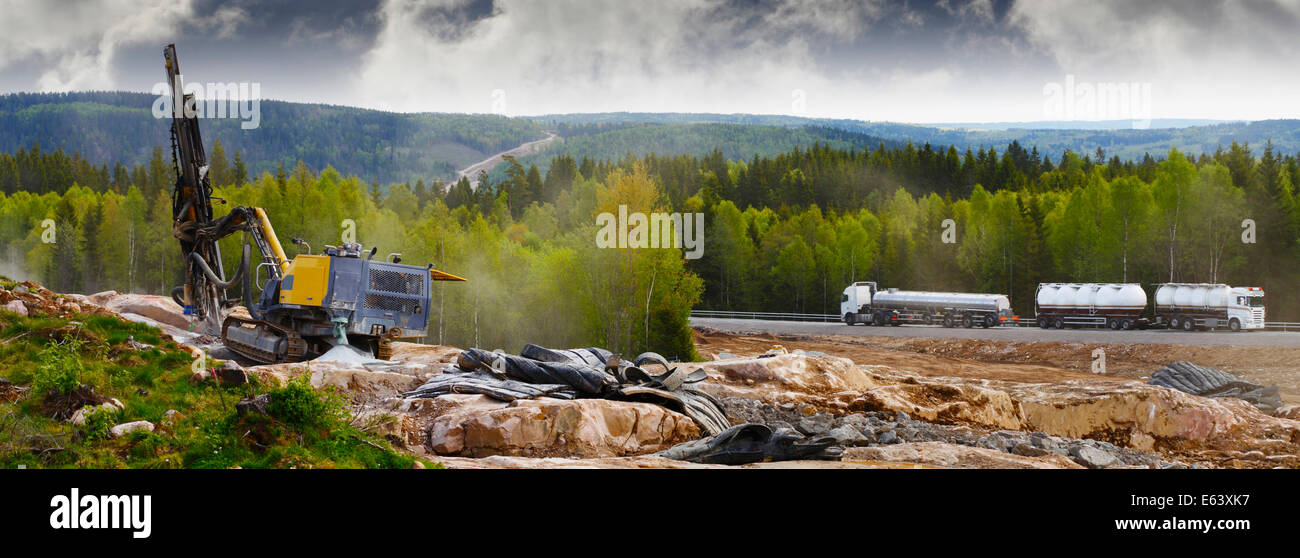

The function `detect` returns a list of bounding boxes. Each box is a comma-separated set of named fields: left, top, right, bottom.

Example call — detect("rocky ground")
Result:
left=5, top=282, right=1298, bottom=469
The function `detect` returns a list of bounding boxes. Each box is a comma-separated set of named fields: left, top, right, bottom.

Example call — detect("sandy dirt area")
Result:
left=693, top=327, right=1300, bottom=404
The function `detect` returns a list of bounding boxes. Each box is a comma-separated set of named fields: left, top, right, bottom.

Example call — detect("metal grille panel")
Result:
left=369, top=268, right=424, bottom=296
left=364, top=293, right=420, bottom=313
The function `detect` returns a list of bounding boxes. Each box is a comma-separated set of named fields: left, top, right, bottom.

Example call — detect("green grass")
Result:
left=0, top=308, right=436, bottom=469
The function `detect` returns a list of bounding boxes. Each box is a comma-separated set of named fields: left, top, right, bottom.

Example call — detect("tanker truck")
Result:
left=1034, top=283, right=1148, bottom=330
left=1153, top=283, right=1265, bottom=332
left=841, top=282, right=1014, bottom=328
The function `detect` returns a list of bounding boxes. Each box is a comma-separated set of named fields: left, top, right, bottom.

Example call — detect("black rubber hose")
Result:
left=170, top=286, right=186, bottom=307
left=188, top=243, right=250, bottom=290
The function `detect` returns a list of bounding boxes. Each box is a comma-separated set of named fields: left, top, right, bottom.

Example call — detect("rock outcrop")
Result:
left=103, top=294, right=191, bottom=330
left=246, top=361, right=428, bottom=403
left=426, top=395, right=701, bottom=458
left=689, top=353, right=1300, bottom=461
left=843, top=442, right=1085, bottom=469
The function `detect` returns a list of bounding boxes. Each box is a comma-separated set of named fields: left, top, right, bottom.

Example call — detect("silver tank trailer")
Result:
left=872, top=290, right=1011, bottom=314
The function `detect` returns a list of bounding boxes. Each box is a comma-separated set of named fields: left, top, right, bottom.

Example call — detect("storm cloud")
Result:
left=0, top=0, right=1295, bottom=121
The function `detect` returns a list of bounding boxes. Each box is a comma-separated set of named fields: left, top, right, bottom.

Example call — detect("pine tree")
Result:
left=208, top=138, right=229, bottom=187
left=233, top=150, right=248, bottom=187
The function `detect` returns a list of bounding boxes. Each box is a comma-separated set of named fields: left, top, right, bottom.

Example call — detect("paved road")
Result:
left=458, top=131, right=559, bottom=189
left=690, top=317, right=1300, bottom=348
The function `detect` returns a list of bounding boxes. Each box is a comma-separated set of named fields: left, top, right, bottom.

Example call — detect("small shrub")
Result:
left=32, top=339, right=86, bottom=395
left=81, top=407, right=118, bottom=442
left=267, top=377, right=348, bottom=431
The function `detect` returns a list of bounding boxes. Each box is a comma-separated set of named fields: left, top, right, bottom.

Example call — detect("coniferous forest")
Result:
left=3, top=135, right=1300, bottom=357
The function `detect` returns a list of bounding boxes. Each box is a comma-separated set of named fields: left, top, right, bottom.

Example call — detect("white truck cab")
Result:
left=1229, top=286, right=1266, bottom=330
left=840, top=282, right=877, bottom=324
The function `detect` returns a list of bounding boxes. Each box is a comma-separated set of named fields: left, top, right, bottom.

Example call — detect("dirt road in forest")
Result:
left=457, top=131, right=559, bottom=189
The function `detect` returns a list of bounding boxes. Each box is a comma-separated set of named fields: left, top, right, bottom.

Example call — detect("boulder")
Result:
left=68, top=399, right=125, bottom=426
left=387, top=342, right=462, bottom=366
left=109, top=420, right=155, bottom=438
left=4, top=299, right=27, bottom=316
left=103, top=294, right=190, bottom=330
left=428, top=397, right=701, bottom=458
left=827, top=425, right=869, bottom=446
left=1069, top=445, right=1120, bottom=469
left=1006, top=380, right=1253, bottom=444
left=162, top=409, right=186, bottom=424
left=245, top=361, right=424, bottom=403
left=236, top=394, right=272, bottom=416
left=87, top=290, right=119, bottom=306
left=213, top=362, right=248, bottom=385
left=844, top=442, right=1085, bottom=469
left=854, top=381, right=1023, bottom=430
left=694, top=353, right=878, bottom=395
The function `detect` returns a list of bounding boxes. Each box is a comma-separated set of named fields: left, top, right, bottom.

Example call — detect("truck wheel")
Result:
left=1229, top=318, right=1241, bottom=332
left=943, top=316, right=954, bottom=328
left=843, top=313, right=855, bottom=326
left=1108, top=318, right=1120, bottom=330
left=1168, top=316, right=1180, bottom=329
left=1053, top=317, right=1064, bottom=329
left=962, top=315, right=973, bottom=328
left=1038, top=317, right=1049, bottom=329
left=1121, top=319, right=1133, bottom=330
left=983, top=315, right=996, bottom=328
left=1182, top=317, right=1195, bottom=331
left=874, top=312, right=886, bottom=326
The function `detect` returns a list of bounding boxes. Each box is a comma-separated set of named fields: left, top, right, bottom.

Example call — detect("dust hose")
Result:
left=187, top=243, right=250, bottom=291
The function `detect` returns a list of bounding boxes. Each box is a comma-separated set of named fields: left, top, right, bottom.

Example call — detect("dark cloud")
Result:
left=0, top=0, right=1295, bottom=121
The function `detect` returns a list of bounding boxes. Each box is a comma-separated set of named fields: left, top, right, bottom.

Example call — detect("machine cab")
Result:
left=840, top=281, right=877, bottom=317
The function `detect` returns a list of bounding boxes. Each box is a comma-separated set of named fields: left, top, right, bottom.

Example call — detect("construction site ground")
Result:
left=692, top=324, right=1300, bottom=405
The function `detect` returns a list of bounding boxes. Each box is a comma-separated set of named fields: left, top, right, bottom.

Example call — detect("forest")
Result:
left=2, top=134, right=1299, bottom=360
left=0, top=92, right=547, bottom=184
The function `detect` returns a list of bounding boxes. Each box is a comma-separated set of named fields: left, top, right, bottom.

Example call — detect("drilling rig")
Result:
left=163, top=43, right=465, bottom=363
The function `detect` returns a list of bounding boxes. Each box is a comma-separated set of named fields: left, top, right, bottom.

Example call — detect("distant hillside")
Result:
left=496, top=121, right=897, bottom=179
left=930, top=119, right=1231, bottom=130
left=529, top=112, right=1300, bottom=161
left=0, top=92, right=547, bottom=184
left=5, top=94, right=1297, bottom=189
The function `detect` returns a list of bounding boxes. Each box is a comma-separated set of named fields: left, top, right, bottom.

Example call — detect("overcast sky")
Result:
left=1, top=0, right=1296, bottom=122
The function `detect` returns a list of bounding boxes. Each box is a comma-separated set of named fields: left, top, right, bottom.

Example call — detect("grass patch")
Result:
left=0, top=311, right=430, bottom=469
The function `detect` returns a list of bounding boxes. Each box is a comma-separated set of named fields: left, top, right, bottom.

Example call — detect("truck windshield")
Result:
left=1249, top=296, right=1264, bottom=307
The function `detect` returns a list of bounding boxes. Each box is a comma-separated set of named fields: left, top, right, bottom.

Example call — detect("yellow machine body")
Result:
left=279, top=255, right=330, bottom=306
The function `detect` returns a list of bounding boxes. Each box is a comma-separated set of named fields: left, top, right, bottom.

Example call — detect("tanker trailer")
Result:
left=1154, top=283, right=1265, bottom=331
left=1035, top=283, right=1147, bottom=330
left=841, top=283, right=1013, bottom=328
